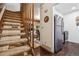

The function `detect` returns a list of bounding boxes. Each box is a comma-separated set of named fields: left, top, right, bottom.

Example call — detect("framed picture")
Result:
left=76, top=16, right=79, bottom=26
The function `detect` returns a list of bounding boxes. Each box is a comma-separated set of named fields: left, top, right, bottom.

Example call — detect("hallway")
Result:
left=1, top=3, right=79, bottom=56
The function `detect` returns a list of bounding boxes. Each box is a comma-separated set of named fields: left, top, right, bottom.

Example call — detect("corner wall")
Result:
left=40, top=3, right=54, bottom=53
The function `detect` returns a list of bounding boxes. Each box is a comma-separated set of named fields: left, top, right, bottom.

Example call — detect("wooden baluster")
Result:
left=31, top=4, right=35, bottom=55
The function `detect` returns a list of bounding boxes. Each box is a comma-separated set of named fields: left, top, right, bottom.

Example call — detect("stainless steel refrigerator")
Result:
left=54, top=15, right=64, bottom=53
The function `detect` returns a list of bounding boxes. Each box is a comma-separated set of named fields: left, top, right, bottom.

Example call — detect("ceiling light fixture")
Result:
left=72, top=6, right=76, bottom=10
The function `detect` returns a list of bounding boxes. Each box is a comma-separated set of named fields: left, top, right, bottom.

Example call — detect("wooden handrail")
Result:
left=0, top=6, right=6, bottom=38
left=0, top=6, right=6, bottom=21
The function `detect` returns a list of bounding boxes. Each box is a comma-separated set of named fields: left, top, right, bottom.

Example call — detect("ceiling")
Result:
left=54, top=3, right=79, bottom=15
left=34, top=3, right=58, bottom=19
left=35, top=3, right=40, bottom=7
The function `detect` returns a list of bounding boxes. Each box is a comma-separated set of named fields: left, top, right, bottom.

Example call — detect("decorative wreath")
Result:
left=44, top=16, right=49, bottom=23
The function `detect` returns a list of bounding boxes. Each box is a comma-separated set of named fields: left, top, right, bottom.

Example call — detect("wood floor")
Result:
left=40, top=41, right=79, bottom=56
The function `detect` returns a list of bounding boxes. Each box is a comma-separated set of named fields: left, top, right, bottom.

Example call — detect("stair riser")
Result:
left=2, top=30, right=20, bottom=34
left=3, top=26, right=20, bottom=28
left=0, top=45, right=9, bottom=52
left=0, top=36, right=20, bottom=40
left=3, top=23, right=23, bottom=27
left=3, top=20, right=22, bottom=23
left=0, top=33, right=26, bottom=37
left=6, top=12, right=20, bottom=15
left=0, top=46, right=30, bottom=56
left=4, top=17, right=21, bottom=20
left=3, top=19, right=21, bottom=22
left=0, top=38, right=28, bottom=46
left=4, top=22, right=21, bottom=24
left=5, top=14, right=21, bottom=18
left=5, top=11, right=20, bottom=15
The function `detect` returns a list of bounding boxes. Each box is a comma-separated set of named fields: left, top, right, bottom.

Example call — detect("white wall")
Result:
left=54, top=6, right=79, bottom=44
left=5, top=3, right=20, bottom=11
left=53, top=8, right=63, bottom=18
left=64, top=11, right=79, bottom=43
left=40, top=4, right=54, bottom=53
left=34, top=4, right=40, bottom=20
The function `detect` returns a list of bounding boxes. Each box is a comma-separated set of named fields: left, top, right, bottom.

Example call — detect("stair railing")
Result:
left=0, top=5, right=6, bottom=21
left=21, top=3, right=35, bottom=55
left=0, top=5, right=6, bottom=38
left=31, top=4, right=35, bottom=55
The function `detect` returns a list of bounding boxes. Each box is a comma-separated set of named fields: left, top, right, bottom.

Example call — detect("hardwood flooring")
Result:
left=40, top=41, right=79, bottom=56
